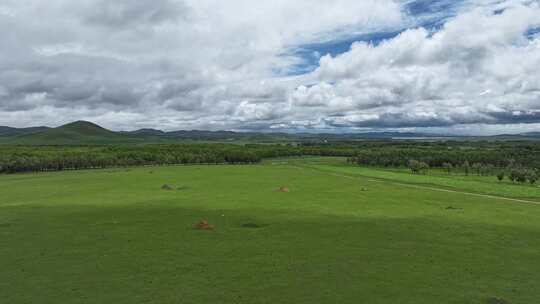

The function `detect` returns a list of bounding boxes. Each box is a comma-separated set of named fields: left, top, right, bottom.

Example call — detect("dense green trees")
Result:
left=2, top=141, right=540, bottom=177
left=0, top=143, right=358, bottom=174
left=506, top=167, right=538, bottom=184
left=348, top=141, right=540, bottom=170
left=347, top=141, right=540, bottom=182
left=0, top=145, right=263, bottom=173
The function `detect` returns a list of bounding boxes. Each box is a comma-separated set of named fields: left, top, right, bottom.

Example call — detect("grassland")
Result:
left=287, top=157, right=540, bottom=202
left=2, top=159, right=540, bottom=303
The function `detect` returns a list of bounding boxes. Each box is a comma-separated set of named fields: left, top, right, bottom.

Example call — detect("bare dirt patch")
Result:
left=277, top=186, right=290, bottom=193
left=194, top=220, right=214, bottom=230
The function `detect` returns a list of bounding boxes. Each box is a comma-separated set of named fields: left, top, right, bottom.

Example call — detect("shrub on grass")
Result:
left=442, top=162, right=453, bottom=174
left=462, top=161, right=470, bottom=176
left=526, top=170, right=538, bottom=185
left=161, top=184, right=174, bottom=190
left=408, top=159, right=429, bottom=175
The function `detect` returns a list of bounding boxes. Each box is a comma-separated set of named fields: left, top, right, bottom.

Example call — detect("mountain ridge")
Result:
left=2, top=121, right=144, bottom=145
left=0, top=120, right=539, bottom=145
left=0, top=126, right=50, bottom=137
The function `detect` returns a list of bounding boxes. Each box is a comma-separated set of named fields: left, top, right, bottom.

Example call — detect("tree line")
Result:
left=404, top=159, right=539, bottom=184
left=347, top=142, right=540, bottom=169
left=346, top=141, right=540, bottom=184
left=3, top=141, right=540, bottom=177
left=0, top=144, right=356, bottom=174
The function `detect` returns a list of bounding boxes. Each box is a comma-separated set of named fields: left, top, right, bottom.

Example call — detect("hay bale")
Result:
left=195, top=220, right=214, bottom=230
left=277, top=186, right=290, bottom=193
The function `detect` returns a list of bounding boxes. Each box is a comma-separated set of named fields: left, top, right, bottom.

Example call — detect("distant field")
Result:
left=285, top=157, right=540, bottom=202
left=2, top=159, right=540, bottom=303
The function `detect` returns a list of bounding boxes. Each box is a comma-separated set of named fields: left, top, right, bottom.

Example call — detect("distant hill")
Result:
left=522, top=132, right=540, bottom=137
left=126, top=130, right=448, bottom=141
left=487, top=132, right=540, bottom=140
left=0, top=120, right=538, bottom=145
left=122, top=129, right=291, bottom=142
left=123, top=128, right=166, bottom=137
left=0, top=126, right=50, bottom=137
left=4, top=121, right=148, bottom=145
left=165, top=130, right=239, bottom=140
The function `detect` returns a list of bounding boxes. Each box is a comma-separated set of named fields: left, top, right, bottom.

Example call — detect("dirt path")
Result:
left=293, top=165, right=540, bottom=206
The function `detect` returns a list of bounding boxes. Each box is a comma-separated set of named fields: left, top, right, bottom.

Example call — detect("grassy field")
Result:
left=285, top=157, right=540, bottom=202
left=2, top=159, right=540, bottom=303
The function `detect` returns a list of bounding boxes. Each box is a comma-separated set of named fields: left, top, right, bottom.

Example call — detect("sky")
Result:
left=1, top=0, right=540, bottom=135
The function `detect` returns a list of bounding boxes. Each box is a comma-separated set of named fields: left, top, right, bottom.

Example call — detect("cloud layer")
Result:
left=1, top=0, right=539, bottom=134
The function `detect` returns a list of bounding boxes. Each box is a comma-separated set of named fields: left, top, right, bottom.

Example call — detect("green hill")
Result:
left=0, top=126, right=50, bottom=137
left=3, top=120, right=538, bottom=146
left=4, top=121, right=149, bottom=145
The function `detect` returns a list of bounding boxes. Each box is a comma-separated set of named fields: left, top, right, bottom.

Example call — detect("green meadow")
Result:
left=290, top=157, right=540, bottom=202
left=2, top=158, right=540, bottom=303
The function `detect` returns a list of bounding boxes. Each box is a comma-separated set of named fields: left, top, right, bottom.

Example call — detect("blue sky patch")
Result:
left=404, top=0, right=463, bottom=16
left=281, top=0, right=471, bottom=76
left=526, top=27, right=540, bottom=39
left=283, top=30, right=404, bottom=75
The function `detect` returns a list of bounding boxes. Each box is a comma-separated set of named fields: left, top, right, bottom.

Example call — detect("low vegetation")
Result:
left=2, top=159, right=540, bottom=303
